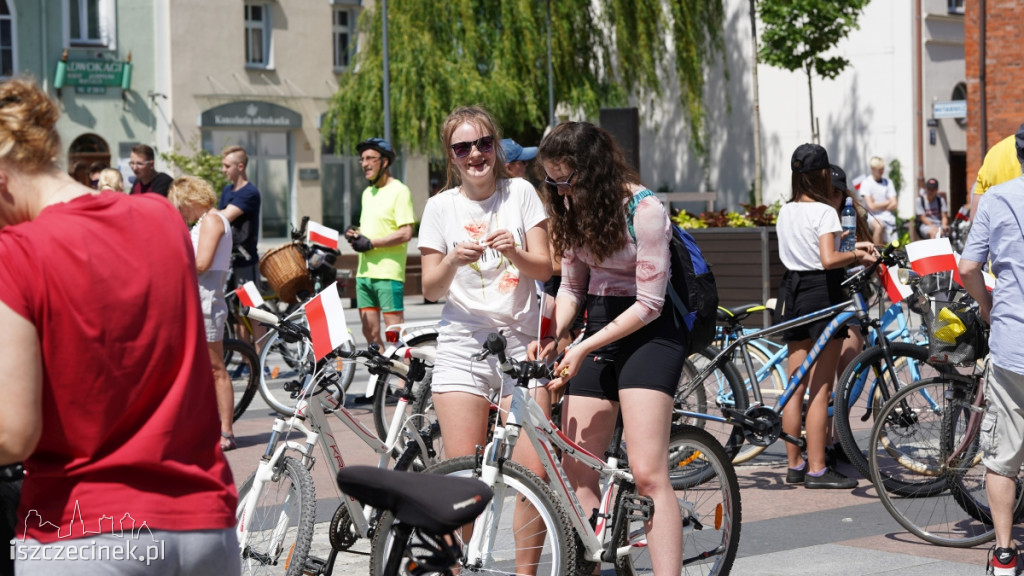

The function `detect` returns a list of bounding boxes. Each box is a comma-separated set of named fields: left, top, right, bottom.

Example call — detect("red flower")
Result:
left=498, top=271, right=520, bottom=294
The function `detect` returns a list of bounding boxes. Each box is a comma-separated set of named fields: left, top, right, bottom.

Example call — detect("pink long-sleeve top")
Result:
left=558, top=193, right=672, bottom=325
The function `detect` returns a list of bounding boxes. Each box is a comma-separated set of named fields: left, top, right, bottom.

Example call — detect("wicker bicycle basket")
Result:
left=259, top=243, right=313, bottom=303
left=927, top=288, right=989, bottom=366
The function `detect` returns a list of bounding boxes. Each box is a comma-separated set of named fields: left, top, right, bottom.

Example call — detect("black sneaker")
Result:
left=987, top=546, right=1019, bottom=575
left=825, top=447, right=837, bottom=469
left=785, top=465, right=806, bottom=484
left=804, top=467, right=858, bottom=490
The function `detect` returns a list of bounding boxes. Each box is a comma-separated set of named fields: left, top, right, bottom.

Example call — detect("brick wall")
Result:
left=964, top=1, right=1024, bottom=183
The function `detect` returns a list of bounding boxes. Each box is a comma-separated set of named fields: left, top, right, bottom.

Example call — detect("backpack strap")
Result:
left=626, top=189, right=657, bottom=241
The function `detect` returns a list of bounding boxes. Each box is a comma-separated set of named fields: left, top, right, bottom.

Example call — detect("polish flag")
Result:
left=304, top=282, right=352, bottom=360
left=953, top=252, right=997, bottom=292
left=878, top=263, right=912, bottom=303
left=906, top=238, right=962, bottom=285
left=537, top=292, right=555, bottom=340
left=307, top=221, right=340, bottom=250
left=235, top=281, right=265, bottom=308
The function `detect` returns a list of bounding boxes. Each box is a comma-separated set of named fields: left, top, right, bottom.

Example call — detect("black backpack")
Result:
left=627, top=190, right=719, bottom=354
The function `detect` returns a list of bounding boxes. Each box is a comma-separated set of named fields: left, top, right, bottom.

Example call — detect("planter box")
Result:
left=689, top=227, right=785, bottom=328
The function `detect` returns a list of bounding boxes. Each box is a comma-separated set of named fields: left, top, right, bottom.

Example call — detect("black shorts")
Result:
left=565, top=295, right=685, bottom=402
left=774, top=269, right=849, bottom=343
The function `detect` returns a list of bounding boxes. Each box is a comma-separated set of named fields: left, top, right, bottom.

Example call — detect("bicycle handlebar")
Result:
left=840, top=241, right=903, bottom=291
left=473, top=332, right=556, bottom=382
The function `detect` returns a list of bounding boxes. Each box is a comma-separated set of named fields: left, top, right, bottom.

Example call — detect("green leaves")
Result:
left=325, top=0, right=725, bottom=157
left=757, top=0, right=869, bottom=78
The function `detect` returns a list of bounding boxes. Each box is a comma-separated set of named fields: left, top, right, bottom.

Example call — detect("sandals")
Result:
left=221, top=432, right=238, bottom=452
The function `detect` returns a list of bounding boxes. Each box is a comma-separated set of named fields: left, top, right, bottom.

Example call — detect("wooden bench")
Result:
left=336, top=253, right=422, bottom=304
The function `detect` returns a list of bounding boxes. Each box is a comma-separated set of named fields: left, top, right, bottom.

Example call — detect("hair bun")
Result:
left=0, top=77, right=61, bottom=171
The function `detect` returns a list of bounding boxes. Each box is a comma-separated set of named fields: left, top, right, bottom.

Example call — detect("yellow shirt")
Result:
left=976, top=134, right=1023, bottom=195
left=357, top=178, right=416, bottom=282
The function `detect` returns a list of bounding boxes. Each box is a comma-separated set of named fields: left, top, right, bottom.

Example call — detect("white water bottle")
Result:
left=840, top=198, right=857, bottom=252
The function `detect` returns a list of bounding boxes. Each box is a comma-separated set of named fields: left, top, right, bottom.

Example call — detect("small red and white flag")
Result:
left=307, top=221, right=340, bottom=250
left=235, top=281, right=265, bottom=308
left=878, top=263, right=913, bottom=303
left=304, top=282, right=352, bottom=360
left=537, top=292, right=555, bottom=341
left=952, top=252, right=996, bottom=292
left=906, top=238, right=962, bottom=286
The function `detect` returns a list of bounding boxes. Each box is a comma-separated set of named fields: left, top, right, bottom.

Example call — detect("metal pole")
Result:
left=546, top=0, right=555, bottom=130
left=382, top=0, right=392, bottom=144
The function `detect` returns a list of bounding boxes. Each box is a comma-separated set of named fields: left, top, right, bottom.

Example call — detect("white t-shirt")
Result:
left=858, top=177, right=897, bottom=226
left=775, top=201, right=841, bottom=271
left=418, top=178, right=548, bottom=335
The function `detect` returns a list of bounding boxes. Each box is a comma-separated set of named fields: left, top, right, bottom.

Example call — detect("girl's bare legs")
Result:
left=783, top=339, right=843, bottom=473
left=783, top=341, right=811, bottom=470
left=207, top=341, right=234, bottom=447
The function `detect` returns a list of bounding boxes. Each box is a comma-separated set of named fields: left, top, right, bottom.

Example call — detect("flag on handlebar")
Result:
left=307, top=221, right=340, bottom=250
left=235, top=281, right=265, bottom=308
left=304, top=282, right=352, bottom=360
left=906, top=238, right=963, bottom=286
left=878, top=263, right=912, bottom=303
left=538, top=292, right=555, bottom=340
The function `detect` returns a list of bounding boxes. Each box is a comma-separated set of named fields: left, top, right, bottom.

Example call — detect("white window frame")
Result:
left=63, top=0, right=116, bottom=50
left=332, top=5, right=358, bottom=72
left=245, top=3, right=273, bottom=69
left=0, top=0, right=18, bottom=79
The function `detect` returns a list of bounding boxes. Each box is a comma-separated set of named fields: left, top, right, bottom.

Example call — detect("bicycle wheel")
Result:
left=372, top=334, right=438, bottom=442
left=369, top=456, right=576, bottom=576
left=393, top=421, right=447, bottom=472
left=729, top=340, right=787, bottom=465
left=868, top=377, right=1018, bottom=547
left=619, top=425, right=740, bottom=576
left=676, top=347, right=748, bottom=460
left=834, top=342, right=949, bottom=482
left=225, top=339, right=260, bottom=421
left=236, top=456, right=317, bottom=576
left=258, top=327, right=351, bottom=416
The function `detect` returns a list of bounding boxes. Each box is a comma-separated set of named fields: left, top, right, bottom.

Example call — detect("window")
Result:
left=0, top=0, right=16, bottom=78
left=947, top=0, right=964, bottom=15
left=66, top=0, right=115, bottom=48
left=245, top=4, right=272, bottom=68
left=332, top=7, right=357, bottom=71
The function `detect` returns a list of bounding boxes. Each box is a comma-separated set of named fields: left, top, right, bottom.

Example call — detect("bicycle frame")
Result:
left=237, top=356, right=434, bottom=551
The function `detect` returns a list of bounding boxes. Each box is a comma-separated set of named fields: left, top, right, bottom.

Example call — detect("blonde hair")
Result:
left=167, top=175, right=217, bottom=211
left=869, top=156, right=885, bottom=169
left=97, top=168, right=125, bottom=193
left=221, top=145, right=248, bottom=167
left=0, top=78, right=61, bottom=173
left=440, top=105, right=509, bottom=190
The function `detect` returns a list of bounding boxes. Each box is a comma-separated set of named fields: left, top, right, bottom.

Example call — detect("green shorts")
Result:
left=355, top=277, right=405, bottom=313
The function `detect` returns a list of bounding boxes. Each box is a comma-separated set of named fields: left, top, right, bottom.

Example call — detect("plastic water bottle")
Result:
left=840, top=198, right=857, bottom=252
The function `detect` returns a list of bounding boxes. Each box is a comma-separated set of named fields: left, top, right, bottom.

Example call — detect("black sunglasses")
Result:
left=543, top=170, right=576, bottom=188
left=450, top=136, right=495, bottom=158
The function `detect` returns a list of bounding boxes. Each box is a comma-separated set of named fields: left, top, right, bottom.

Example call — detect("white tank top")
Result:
left=190, top=210, right=233, bottom=275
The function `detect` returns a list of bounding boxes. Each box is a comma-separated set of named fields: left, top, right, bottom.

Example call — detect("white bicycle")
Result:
left=235, top=307, right=440, bottom=576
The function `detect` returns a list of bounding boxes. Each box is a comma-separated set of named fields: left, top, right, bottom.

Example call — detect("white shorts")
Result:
left=980, top=363, right=1024, bottom=478
left=431, top=328, right=543, bottom=399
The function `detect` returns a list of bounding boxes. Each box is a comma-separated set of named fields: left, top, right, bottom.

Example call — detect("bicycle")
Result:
left=236, top=307, right=441, bottom=576
left=364, top=320, right=440, bottom=443
left=337, top=466, right=493, bottom=576
left=370, top=332, right=742, bottom=576
left=673, top=243, right=944, bottom=471
left=224, top=337, right=261, bottom=421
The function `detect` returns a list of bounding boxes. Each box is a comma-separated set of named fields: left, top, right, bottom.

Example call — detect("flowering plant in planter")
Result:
left=670, top=202, right=781, bottom=229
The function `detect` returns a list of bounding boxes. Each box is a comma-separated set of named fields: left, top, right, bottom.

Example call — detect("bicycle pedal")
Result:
left=621, top=494, right=654, bottom=522
left=302, top=555, right=328, bottom=575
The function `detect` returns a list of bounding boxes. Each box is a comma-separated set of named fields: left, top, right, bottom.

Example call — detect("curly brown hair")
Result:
left=0, top=78, right=61, bottom=174
left=537, top=122, right=641, bottom=263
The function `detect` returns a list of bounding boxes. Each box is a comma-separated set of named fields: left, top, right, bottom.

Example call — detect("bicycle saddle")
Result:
left=336, top=466, right=493, bottom=534
left=716, top=303, right=766, bottom=323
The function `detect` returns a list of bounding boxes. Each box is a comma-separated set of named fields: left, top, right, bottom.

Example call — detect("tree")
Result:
left=757, top=0, right=869, bottom=143
left=161, top=139, right=229, bottom=196
left=325, top=0, right=726, bottom=157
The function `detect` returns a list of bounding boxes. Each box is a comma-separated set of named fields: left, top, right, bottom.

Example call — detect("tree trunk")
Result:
left=749, top=0, right=762, bottom=205
left=806, top=63, right=817, bottom=144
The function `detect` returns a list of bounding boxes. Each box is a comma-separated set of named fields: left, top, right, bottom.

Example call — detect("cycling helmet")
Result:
left=356, top=137, right=396, bottom=163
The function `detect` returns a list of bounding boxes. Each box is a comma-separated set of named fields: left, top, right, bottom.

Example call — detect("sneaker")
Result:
left=785, top=463, right=806, bottom=484
left=988, top=546, right=1019, bottom=575
left=804, top=467, right=858, bottom=490
left=825, top=447, right=837, bottom=469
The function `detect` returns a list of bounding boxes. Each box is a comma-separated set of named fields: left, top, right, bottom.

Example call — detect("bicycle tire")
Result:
left=369, top=456, right=576, bottom=576
left=868, top=377, right=1016, bottom=547
left=676, top=347, right=748, bottom=460
left=371, top=334, right=438, bottom=442
left=393, top=421, right=446, bottom=473
left=623, top=425, right=741, bottom=576
left=236, top=456, right=317, bottom=576
left=258, top=328, right=353, bottom=416
left=225, top=339, right=260, bottom=422
left=834, top=342, right=948, bottom=483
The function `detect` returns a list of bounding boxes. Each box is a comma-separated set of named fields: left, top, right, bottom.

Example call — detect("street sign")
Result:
left=933, top=100, right=967, bottom=119
left=65, top=60, right=127, bottom=87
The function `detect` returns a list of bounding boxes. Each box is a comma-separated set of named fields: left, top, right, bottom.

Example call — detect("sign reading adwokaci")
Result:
left=64, top=60, right=127, bottom=87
